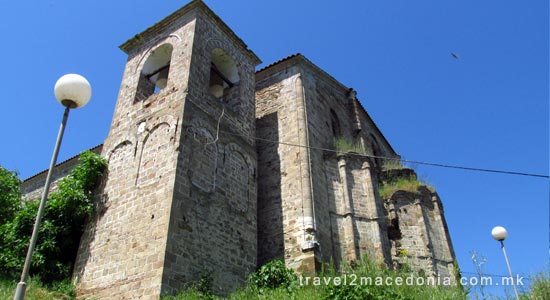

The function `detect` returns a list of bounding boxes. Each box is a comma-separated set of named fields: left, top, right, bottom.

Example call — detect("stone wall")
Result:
left=256, top=77, right=286, bottom=267
left=300, top=59, right=396, bottom=269
left=323, top=153, right=391, bottom=267
left=162, top=8, right=260, bottom=294
left=256, top=63, right=317, bottom=273
left=73, top=3, right=197, bottom=299
left=383, top=169, right=456, bottom=281
left=256, top=54, right=456, bottom=282
left=73, top=1, right=262, bottom=297
left=19, top=2, right=458, bottom=297
left=256, top=55, right=399, bottom=273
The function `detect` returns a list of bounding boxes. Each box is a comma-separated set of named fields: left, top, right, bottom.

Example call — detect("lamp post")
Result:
left=13, top=74, right=91, bottom=300
left=491, top=226, right=520, bottom=300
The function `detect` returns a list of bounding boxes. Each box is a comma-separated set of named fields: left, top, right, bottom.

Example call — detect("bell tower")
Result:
left=73, top=1, right=261, bottom=298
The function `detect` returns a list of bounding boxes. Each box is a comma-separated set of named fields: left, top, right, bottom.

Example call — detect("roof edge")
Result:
left=257, top=54, right=397, bottom=155
left=119, top=0, right=261, bottom=65
left=22, top=144, right=104, bottom=183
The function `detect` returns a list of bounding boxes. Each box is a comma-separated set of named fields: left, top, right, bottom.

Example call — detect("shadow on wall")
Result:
left=72, top=140, right=135, bottom=293
left=72, top=166, right=110, bottom=288
left=256, top=112, right=284, bottom=267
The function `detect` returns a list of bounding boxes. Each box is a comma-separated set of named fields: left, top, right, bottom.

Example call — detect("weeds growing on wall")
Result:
left=0, top=150, right=107, bottom=283
left=378, top=161, right=435, bottom=199
left=378, top=177, right=432, bottom=199
left=382, top=159, right=405, bottom=171
left=330, top=137, right=364, bottom=155
left=329, top=137, right=435, bottom=199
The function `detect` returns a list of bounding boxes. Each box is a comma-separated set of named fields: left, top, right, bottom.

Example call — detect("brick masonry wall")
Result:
left=256, top=56, right=398, bottom=273
left=256, top=55, right=456, bottom=281
left=256, top=77, right=285, bottom=267
left=20, top=3, right=458, bottom=296
left=384, top=178, right=456, bottom=281
left=74, top=2, right=262, bottom=297
left=323, top=154, right=392, bottom=267
left=73, top=9, right=196, bottom=300
left=256, top=65, right=317, bottom=273
left=300, top=60, right=394, bottom=267
left=162, top=9, right=260, bottom=295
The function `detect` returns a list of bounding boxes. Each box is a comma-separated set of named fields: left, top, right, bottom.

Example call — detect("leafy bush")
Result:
left=248, top=259, right=297, bottom=291
left=0, top=167, right=21, bottom=225
left=193, top=274, right=215, bottom=299
left=0, top=150, right=107, bottom=283
left=167, top=258, right=467, bottom=300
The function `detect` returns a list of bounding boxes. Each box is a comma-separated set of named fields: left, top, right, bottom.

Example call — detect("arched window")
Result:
left=370, top=134, right=382, bottom=167
left=330, top=109, right=341, bottom=137
left=135, top=44, right=173, bottom=102
left=209, top=48, right=240, bottom=110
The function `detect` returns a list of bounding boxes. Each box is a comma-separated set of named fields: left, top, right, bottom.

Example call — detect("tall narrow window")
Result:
left=330, top=109, right=341, bottom=137
left=209, top=48, right=240, bottom=109
left=135, top=44, right=173, bottom=102
left=370, top=134, right=382, bottom=167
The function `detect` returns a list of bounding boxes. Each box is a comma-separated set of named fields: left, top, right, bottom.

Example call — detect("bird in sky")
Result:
left=451, top=52, right=460, bottom=59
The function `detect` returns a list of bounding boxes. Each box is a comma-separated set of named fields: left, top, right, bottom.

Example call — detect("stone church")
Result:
left=21, top=0, right=457, bottom=298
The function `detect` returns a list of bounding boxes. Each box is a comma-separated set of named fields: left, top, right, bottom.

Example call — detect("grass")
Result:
left=330, top=137, right=364, bottom=155
left=164, top=258, right=468, bottom=300
left=2, top=264, right=546, bottom=300
left=328, top=137, right=435, bottom=200
left=163, top=285, right=324, bottom=300
left=378, top=177, right=432, bottom=199
left=0, top=277, right=74, bottom=300
left=382, top=159, right=405, bottom=171
left=161, top=259, right=550, bottom=300
left=530, top=272, right=550, bottom=300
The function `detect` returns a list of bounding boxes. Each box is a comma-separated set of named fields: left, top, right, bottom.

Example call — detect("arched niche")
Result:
left=330, top=109, right=342, bottom=137
left=135, top=43, right=173, bottom=102
left=188, top=121, right=218, bottom=192
left=370, top=134, right=382, bottom=168
left=222, top=143, right=253, bottom=213
left=100, top=141, right=135, bottom=201
left=209, top=48, right=240, bottom=109
left=136, top=122, right=173, bottom=187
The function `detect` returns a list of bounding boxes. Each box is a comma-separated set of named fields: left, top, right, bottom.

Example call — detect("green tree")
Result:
left=0, top=150, right=107, bottom=283
left=0, top=166, right=21, bottom=225
left=529, top=272, right=550, bottom=300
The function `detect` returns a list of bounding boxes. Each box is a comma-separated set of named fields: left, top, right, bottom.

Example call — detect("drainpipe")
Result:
left=295, top=74, right=317, bottom=250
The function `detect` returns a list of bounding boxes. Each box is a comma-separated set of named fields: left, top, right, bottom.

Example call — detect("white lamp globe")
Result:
left=54, top=74, right=92, bottom=108
left=491, top=226, right=508, bottom=241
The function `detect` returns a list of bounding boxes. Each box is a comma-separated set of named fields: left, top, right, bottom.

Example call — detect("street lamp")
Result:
left=13, top=74, right=91, bottom=300
left=491, top=226, right=520, bottom=300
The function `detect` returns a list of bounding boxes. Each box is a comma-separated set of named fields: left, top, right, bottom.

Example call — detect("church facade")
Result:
left=21, top=1, right=456, bottom=298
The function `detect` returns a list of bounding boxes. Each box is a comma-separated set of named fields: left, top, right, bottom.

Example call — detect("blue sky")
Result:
left=0, top=0, right=547, bottom=297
